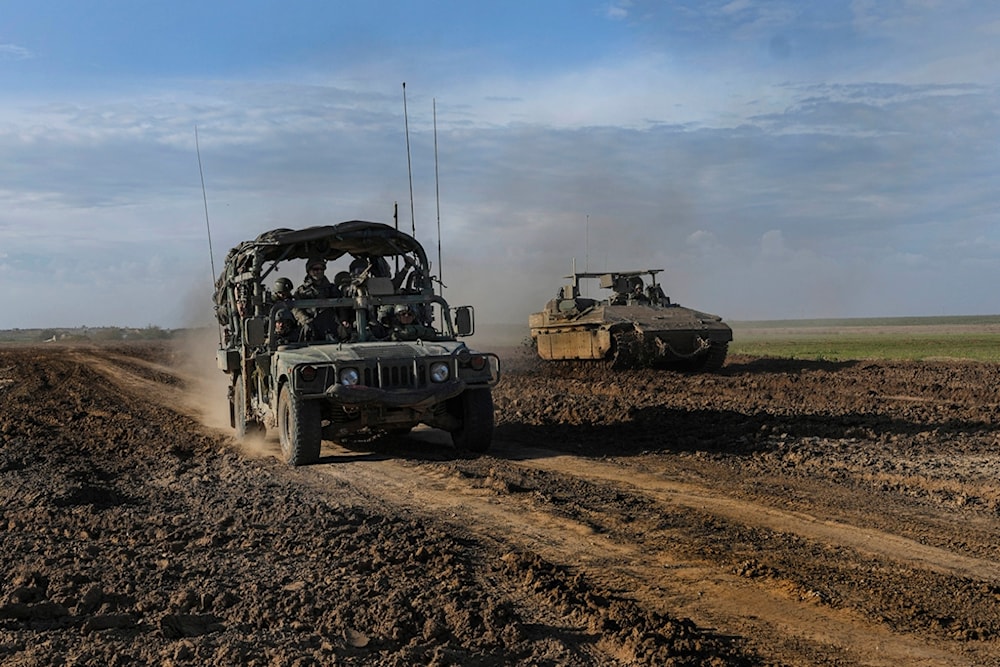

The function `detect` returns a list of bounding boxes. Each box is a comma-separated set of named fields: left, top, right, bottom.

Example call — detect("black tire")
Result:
left=277, top=384, right=322, bottom=466
left=449, top=389, right=494, bottom=453
left=233, top=375, right=265, bottom=438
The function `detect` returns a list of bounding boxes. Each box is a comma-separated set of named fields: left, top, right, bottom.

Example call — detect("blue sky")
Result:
left=2, top=1, right=999, bottom=332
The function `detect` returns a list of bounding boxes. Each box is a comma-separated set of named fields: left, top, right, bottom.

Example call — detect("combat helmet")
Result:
left=273, top=277, right=293, bottom=295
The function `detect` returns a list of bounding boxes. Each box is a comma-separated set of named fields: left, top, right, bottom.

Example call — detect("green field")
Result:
left=6, top=316, right=1000, bottom=363
left=730, top=315, right=1000, bottom=362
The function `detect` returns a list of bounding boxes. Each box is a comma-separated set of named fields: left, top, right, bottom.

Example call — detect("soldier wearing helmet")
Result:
left=273, top=308, right=302, bottom=346
left=389, top=303, right=436, bottom=341
left=295, top=258, right=338, bottom=299
left=332, top=270, right=354, bottom=298
left=273, top=277, right=294, bottom=303
left=628, top=276, right=649, bottom=304
left=293, top=258, right=339, bottom=340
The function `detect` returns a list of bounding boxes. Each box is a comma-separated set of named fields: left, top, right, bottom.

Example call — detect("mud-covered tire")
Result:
left=449, top=389, right=494, bottom=453
left=233, top=375, right=265, bottom=438
left=277, top=384, right=322, bottom=466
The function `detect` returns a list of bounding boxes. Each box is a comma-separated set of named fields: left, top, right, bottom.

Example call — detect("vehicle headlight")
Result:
left=339, top=367, right=360, bottom=385
left=430, top=361, right=449, bottom=383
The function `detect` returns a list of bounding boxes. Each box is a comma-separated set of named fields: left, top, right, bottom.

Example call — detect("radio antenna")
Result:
left=402, top=82, right=416, bottom=239
left=195, top=126, right=222, bottom=346
left=392, top=201, right=399, bottom=274
left=433, top=97, right=442, bottom=295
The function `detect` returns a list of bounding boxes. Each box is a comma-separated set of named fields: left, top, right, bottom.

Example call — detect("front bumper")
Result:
left=326, top=378, right=467, bottom=410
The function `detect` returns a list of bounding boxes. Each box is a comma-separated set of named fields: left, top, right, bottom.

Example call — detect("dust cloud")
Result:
left=173, top=328, right=231, bottom=432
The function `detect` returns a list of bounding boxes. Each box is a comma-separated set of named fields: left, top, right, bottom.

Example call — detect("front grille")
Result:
left=363, top=361, right=427, bottom=389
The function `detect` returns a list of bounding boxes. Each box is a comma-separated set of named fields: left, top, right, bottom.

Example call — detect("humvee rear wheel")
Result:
left=277, top=384, right=322, bottom=466
left=449, top=389, right=494, bottom=453
left=234, top=375, right=265, bottom=438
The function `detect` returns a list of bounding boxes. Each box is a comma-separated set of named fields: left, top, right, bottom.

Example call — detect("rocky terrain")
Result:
left=2, top=339, right=1000, bottom=665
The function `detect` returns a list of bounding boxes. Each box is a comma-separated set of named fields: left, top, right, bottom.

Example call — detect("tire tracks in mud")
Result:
left=70, top=346, right=234, bottom=435
left=502, top=444, right=1000, bottom=583
left=300, top=434, right=1000, bottom=667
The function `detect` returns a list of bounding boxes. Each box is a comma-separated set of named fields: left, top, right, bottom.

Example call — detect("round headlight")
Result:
left=339, top=368, right=360, bottom=385
left=299, top=365, right=318, bottom=382
left=430, top=361, right=449, bottom=383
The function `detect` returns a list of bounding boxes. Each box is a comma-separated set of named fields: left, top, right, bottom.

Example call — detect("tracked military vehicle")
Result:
left=529, top=269, right=732, bottom=371
left=214, top=221, right=500, bottom=465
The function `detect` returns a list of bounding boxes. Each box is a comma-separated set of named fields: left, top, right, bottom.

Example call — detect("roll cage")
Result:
left=213, top=220, right=470, bottom=349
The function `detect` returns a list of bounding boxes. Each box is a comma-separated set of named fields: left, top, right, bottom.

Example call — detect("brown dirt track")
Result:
left=2, top=339, right=1000, bottom=666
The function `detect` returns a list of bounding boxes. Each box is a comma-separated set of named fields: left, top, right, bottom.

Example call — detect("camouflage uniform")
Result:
left=293, top=259, right=340, bottom=340
left=389, top=304, right=436, bottom=341
left=273, top=309, right=302, bottom=346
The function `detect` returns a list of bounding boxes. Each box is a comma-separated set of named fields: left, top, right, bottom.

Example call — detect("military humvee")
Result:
left=213, top=221, right=500, bottom=465
left=529, top=269, right=732, bottom=371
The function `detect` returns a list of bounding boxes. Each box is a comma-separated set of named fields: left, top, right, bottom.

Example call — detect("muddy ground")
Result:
left=2, top=339, right=1000, bottom=666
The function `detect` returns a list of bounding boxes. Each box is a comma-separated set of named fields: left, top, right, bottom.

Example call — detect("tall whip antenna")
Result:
left=433, top=97, right=442, bottom=295
left=392, top=201, right=399, bottom=274
left=402, top=82, right=416, bottom=238
left=195, top=126, right=221, bottom=346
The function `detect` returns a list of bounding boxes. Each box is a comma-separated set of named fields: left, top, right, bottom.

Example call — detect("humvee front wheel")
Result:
left=277, top=384, right=322, bottom=466
left=449, top=389, right=494, bottom=453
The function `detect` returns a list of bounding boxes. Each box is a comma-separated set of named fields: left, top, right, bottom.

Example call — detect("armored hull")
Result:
left=529, top=270, right=732, bottom=371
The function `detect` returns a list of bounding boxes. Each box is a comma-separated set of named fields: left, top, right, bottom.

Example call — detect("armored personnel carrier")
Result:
left=529, top=269, right=732, bottom=371
left=213, top=221, right=500, bottom=465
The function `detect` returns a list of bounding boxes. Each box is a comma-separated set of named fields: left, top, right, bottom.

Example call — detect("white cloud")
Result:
left=0, top=44, right=32, bottom=60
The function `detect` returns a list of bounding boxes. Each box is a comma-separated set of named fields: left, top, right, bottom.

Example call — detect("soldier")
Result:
left=295, top=258, right=337, bottom=299
left=389, top=304, right=436, bottom=341
left=293, top=258, right=339, bottom=340
left=332, top=270, right=354, bottom=298
left=273, top=308, right=302, bottom=345
left=628, top=276, right=648, bottom=304
left=272, top=277, right=294, bottom=303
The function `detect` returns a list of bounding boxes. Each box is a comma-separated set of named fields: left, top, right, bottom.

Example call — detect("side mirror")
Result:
left=454, top=306, right=474, bottom=337
left=244, top=317, right=268, bottom=347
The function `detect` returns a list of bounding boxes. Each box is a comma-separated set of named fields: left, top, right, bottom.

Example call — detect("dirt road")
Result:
left=2, top=341, right=1000, bottom=665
